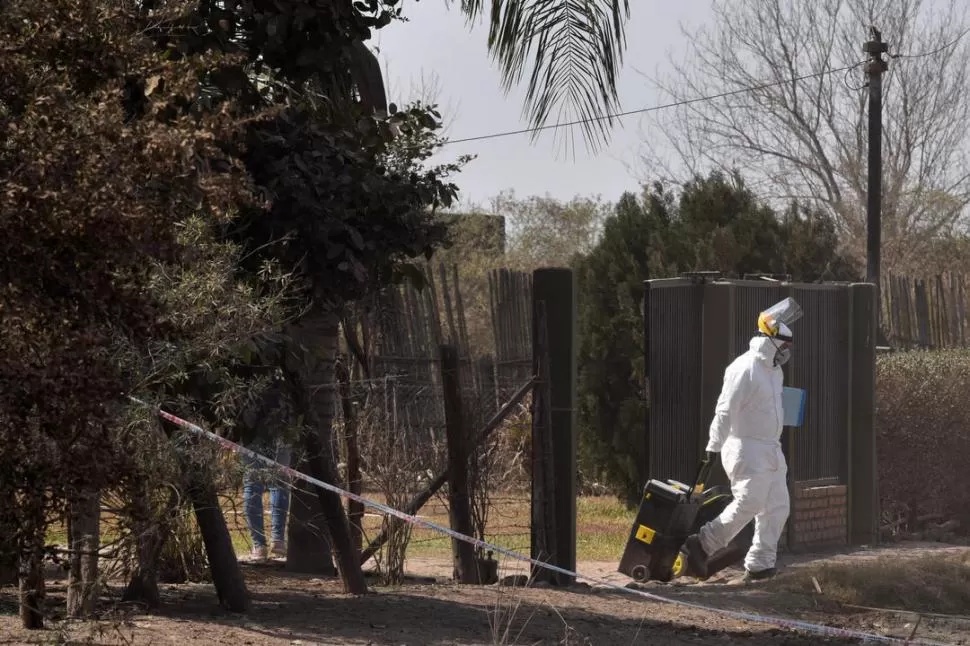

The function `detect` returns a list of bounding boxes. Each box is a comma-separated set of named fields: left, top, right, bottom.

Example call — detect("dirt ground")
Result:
left=2, top=542, right=969, bottom=646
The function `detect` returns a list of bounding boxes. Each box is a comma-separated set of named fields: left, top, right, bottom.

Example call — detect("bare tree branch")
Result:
left=641, top=0, right=970, bottom=272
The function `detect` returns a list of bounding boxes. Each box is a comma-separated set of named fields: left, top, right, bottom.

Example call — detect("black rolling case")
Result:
left=617, top=456, right=754, bottom=582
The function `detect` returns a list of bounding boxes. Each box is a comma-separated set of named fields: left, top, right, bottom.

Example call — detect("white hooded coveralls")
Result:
left=698, top=335, right=790, bottom=573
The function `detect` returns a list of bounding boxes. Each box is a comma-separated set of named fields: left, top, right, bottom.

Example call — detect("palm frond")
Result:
left=456, top=0, right=630, bottom=152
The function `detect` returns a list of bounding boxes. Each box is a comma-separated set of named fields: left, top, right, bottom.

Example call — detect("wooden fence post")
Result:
left=439, top=344, right=478, bottom=583
left=530, top=300, right=558, bottom=583
left=531, top=268, right=577, bottom=585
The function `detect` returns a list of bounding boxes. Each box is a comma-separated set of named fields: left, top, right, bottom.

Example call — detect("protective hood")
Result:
left=749, top=335, right=779, bottom=364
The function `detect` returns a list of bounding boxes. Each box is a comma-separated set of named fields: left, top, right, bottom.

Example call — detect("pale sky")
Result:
left=375, top=1, right=715, bottom=210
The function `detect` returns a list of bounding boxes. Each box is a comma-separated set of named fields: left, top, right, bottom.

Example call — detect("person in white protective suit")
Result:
left=682, top=320, right=794, bottom=582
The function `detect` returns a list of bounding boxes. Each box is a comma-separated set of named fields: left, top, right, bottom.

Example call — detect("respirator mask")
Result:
left=773, top=343, right=791, bottom=367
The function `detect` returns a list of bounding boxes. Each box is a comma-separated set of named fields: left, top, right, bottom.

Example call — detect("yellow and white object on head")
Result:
left=757, top=297, right=802, bottom=339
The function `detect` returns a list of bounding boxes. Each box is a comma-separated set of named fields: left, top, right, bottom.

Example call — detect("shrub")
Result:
left=876, top=350, right=970, bottom=534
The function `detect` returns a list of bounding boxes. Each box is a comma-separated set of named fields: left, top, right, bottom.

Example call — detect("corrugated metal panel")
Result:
left=646, top=279, right=850, bottom=488
left=647, top=280, right=703, bottom=484
left=789, top=286, right=849, bottom=481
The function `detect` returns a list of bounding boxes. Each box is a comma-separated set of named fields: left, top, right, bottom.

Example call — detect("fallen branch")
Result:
left=906, top=614, right=923, bottom=644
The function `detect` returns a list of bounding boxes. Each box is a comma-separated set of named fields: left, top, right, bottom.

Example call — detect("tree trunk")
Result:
left=336, top=357, right=364, bottom=551
left=19, top=493, right=45, bottom=629
left=160, top=417, right=249, bottom=612
left=285, top=454, right=337, bottom=576
left=122, top=483, right=176, bottom=609
left=288, top=308, right=367, bottom=594
left=187, top=470, right=250, bottom=612
left=67, top=490, right=101, bottom=618
left=0, top=486, right=17, bottom=586
left=300, top=426, right=368, bottom=593
left=121, top=535, right=162, bottom=609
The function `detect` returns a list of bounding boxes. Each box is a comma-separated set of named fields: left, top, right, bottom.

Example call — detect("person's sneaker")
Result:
left=250, top=545, right=268, bottom=561
left=270, top=540, right=286, bottom=558
left=682, top=534, right=710, bottom=579
left=740, top=567, right=777, bottom=583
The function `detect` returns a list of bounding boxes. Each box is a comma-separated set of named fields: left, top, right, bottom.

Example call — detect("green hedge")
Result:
left=877, top=350, right=970, bottom=533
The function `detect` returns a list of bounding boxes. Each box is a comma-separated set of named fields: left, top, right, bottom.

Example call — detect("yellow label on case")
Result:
left=635, top=524, right=656, bottom=544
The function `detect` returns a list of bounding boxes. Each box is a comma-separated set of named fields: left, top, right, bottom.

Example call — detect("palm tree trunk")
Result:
left=287, top=307, right=367, bottom=594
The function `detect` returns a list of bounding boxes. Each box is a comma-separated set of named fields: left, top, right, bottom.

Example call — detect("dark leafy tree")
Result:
left=576, top=190, right=672, bottom=502
left=0, top=0, right=284, bottom=625
left=674, top=171, right=785, bottom=276
left=0, top=0, right=638, bottom=623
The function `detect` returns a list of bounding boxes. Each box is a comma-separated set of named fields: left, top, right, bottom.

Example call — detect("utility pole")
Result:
left=864, top=27, right=888, bottom=319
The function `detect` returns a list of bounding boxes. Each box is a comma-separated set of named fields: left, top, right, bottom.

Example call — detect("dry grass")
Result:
left=45, top=492, right=633, bottom=570
left=775, top=550, right=970, bottom=616
left=224, top=491, right=630, bottom=563
left=364, top=493, right=629, bottom=561
left=220, top=491, right=630, bottom=562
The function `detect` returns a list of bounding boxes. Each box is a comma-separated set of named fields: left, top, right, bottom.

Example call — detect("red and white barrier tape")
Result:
left=133, top=397, right=950, bottom=645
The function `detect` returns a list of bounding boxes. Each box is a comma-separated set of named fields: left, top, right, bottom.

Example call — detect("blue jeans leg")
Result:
left=269, top=485, right=290, bottom=543
left=243, top=480, right=267, bottom=548
left=269, top=446, right=291, bottom=544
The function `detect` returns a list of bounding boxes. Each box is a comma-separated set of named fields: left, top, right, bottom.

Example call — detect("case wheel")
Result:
left=631, top=564, right=649, bottom=582
left=671, top=553, right=686, bottom=578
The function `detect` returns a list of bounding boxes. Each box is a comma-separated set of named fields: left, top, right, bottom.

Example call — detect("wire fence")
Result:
left=152, top=257, right=538, bottom=584
left=215, top=373, right=534, bottom=580
left=327, top=374, right=531, bottom=488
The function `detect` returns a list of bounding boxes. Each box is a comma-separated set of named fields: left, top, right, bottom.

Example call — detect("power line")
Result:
left=842, top=61, right=868, bottom=92
left=890, top=24, right=970, bottom=59
left=442, top=23, right=970, bottom=148
left=442, top=62, right=864, bottom=146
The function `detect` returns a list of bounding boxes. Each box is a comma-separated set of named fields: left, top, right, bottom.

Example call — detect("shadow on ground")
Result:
left=141, top=564, right=889, bottom=645
left=0, top=562, right=949, bottom=645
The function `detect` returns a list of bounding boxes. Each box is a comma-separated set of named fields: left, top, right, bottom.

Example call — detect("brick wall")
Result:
left=789, top=483, right=847, bottom=550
